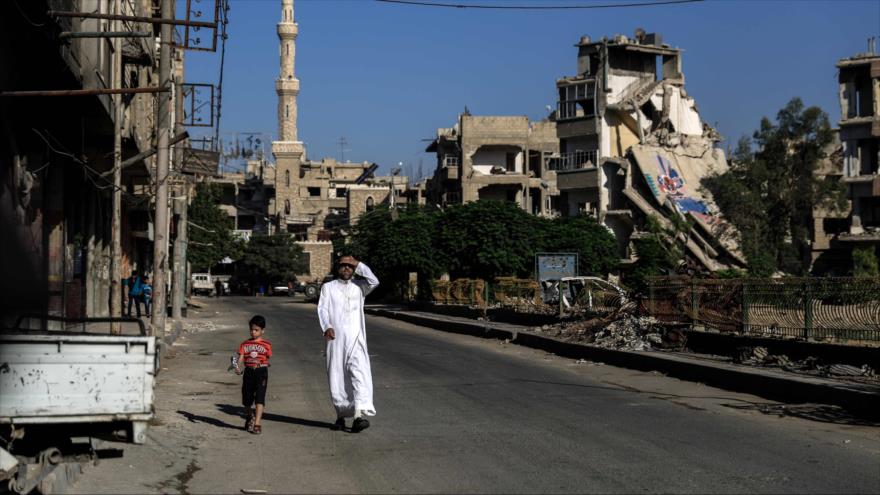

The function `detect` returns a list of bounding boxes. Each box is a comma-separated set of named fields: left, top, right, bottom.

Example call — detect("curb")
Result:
left=366, top=308, right=880, bottom=419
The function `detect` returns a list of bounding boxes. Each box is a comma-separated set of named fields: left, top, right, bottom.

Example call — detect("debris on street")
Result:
left=732, top=346, right=877, bottom=382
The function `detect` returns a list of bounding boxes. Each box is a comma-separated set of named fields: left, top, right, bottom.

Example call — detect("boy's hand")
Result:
left=234, top=366, right=242, bottom=375
left=324, top=328, right=335, bottom=341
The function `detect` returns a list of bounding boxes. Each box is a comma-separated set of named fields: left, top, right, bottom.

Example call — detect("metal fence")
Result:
left=646, top=277, right=880, bottom=344
left=429, top=277, right=627, bottom=316
left=430, top=278, right=543, bottom=312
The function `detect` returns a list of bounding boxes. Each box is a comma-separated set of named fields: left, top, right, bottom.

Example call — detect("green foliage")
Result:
left=187, top=183, right=243, bottom=272
left=704, top=98, right=842, bottom=276
left=626, top=215, right=683, bottom=294
left=852, top=246, right=879, bottom=277
left=438, top=201, right=543, bottom=280
left=240, top=234, right=307, bottom=284
left=541, top=214, right=618, bottom=276
left=347, top=204, right=444, bottom=297
left=715, top=268, right=748, bottom=279
left=345, top=201, right=618, bottom=298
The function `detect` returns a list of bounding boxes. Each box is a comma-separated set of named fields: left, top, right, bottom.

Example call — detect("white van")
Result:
left=191, top=273, right=214, bottom=296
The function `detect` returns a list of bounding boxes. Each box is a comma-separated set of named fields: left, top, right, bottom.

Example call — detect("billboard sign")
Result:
left=536, top=253, right=578, bottom=282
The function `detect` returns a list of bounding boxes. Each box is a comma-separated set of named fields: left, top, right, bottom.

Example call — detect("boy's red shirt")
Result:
left=238, top=338, right=272, bottom=367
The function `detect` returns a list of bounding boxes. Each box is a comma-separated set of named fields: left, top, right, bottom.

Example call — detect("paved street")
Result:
left=72, top=297, right=880, bottom=494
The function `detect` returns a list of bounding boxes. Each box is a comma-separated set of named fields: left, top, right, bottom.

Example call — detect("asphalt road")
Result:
left=72, top=296, right=880, bottom=494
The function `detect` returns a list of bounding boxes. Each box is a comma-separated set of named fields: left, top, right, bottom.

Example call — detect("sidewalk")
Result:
left=365, top=305, right=880, bottom=419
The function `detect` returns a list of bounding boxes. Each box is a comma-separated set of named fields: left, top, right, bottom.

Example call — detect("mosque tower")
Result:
left=272, top=0, right=304, bottom=225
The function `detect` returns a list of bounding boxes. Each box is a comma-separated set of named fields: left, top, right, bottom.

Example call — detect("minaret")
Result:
left=276, top=0, right=299, bottom=141
left=272, top=0, right=304, bottom=227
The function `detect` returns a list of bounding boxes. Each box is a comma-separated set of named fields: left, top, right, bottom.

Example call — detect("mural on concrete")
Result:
left=651, top=153, right=717, bottom=226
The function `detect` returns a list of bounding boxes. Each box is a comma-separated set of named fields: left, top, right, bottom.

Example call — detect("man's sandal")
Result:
left=245, top=415, right=255, bottom=433
left=252, top=424, right=262, bottom=434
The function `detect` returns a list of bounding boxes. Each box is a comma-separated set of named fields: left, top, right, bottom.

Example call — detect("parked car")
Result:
left=269, top=281, right=296, bottom=296
left=191, top=273, right=215, bottom=296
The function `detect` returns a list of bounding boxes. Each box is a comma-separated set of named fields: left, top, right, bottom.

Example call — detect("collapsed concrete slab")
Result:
left=551, top=30, right=746, bottom=271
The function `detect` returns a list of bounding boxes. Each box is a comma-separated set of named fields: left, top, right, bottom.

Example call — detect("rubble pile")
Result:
left=590, top=315, right=664, bottom=351
left=733, top=346, right=877, bottom=382
left=535, top=312, right=675, bottom=351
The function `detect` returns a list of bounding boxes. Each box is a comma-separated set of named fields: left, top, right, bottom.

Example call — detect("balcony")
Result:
left=546, top=150, right=598, bottom=171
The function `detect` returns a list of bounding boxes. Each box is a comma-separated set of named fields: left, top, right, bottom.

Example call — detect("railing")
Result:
left=428, top=277, right=626, bottom=316
left=431, top=278, right=543, bottom=311
left=546, top=150, right=598, bottom=171
left=646, top=277, right=880, bottom=344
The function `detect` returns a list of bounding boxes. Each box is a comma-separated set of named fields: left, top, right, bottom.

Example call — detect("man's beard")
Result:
left=338, top=271, right=353, bottom=281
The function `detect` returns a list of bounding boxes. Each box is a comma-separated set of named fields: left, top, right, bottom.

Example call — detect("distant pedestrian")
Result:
left=126, top=271, right=144, bottom=318
left=317, top=255, right=379, bottom=432
left=235, top=315, right=272, bottom=434
left=142, top=276, right=153, bottom=317
left=215, top=278, right=223, bottom=297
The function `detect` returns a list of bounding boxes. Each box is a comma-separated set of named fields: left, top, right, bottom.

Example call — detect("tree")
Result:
left=704, top=98, right=844, bottom=275
left=346, top=204, right=443, bottom=298
left=438, top=201, right=543, bottom=280
left=240, top=234, right=307, bottom=286
left=187, top=183, right=243, bottom=272
left=625, top=215, right=684, bottom=295
left=852, top=246, right=879, bottom=277
left=540, top=214, right=618, bottom=276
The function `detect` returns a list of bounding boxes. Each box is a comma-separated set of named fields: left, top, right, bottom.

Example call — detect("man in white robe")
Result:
left=317, top=255, right=379, bottom=432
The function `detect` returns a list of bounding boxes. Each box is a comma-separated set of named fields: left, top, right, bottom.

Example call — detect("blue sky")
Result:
left=182, top=0, right=880, bottom=177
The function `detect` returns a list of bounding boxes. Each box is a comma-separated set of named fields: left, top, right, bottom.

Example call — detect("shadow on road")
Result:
left=177, top=410, right=241, bottom=430
left=215, top=404, right=337, bottom=430
left=720, top=402, right=880, bottom=427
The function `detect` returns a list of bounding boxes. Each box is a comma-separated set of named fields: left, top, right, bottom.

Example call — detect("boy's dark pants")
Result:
left=241, top=367, right=268, bottom=408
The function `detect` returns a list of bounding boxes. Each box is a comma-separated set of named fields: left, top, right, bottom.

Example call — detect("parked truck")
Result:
left=0, top=316, right=158, bottom=494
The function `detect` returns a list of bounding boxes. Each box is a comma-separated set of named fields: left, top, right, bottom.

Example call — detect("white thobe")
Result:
left=317, top=263, right=379, bottom=418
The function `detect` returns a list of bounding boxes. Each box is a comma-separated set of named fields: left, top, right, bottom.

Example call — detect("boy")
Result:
left=141, top=276, right=153, bottom=317
left=235, top=315, right=272, bottom=434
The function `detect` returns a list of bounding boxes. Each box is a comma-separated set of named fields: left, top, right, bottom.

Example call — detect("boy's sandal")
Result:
left=245, top=416, right=255, bottom=432
left=252, top=424, right=262, bottom=434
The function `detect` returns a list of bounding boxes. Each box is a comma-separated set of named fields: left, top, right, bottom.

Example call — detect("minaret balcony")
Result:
left=276, top=78, right=300, bottom=93
left=277, top=22, right=298, bottom=37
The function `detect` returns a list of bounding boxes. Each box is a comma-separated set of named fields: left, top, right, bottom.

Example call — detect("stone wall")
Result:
left=347, top=187, right=391, bottom=225
left=296, top=240, right=333, bottom=282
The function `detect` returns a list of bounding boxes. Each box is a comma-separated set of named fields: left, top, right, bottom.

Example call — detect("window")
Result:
left=307, top=187, right=321, bottom=197
left=336, top=188, right=347, bottom=198
left=286, top=43, right=289, bottom=55
left=366, top=197, right=374, bottom=211
left=284, top=200, right=291, bottom=215
left=285, top=170, right=290, bottom=187
left=285, top=104, right=289, bottom=119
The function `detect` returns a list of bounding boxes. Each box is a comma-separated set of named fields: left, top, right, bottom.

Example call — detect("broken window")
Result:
left=557, top=82, right=596, bottom=120
left=307, top=187, right=320, bottom=197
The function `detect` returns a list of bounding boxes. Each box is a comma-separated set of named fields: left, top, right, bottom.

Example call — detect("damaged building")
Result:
left=0, top=0, right=180, bottom=324
left=426, top=114, right=560, bottom=215
left=550, top=30, right=745, bottom=271
left=836, top=44, right=880, bottom=249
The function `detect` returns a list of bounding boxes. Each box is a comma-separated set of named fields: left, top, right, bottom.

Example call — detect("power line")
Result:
left=375, top=0, right=702, bottom=9
left=214, top=0, right=231, bottom=148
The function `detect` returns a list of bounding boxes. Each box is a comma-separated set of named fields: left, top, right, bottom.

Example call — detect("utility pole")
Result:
left=171, top=70, right=189, bottom=320
left=151, top=0, right=173, bottom=337
left=109, top=0, right=123, bottom=333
